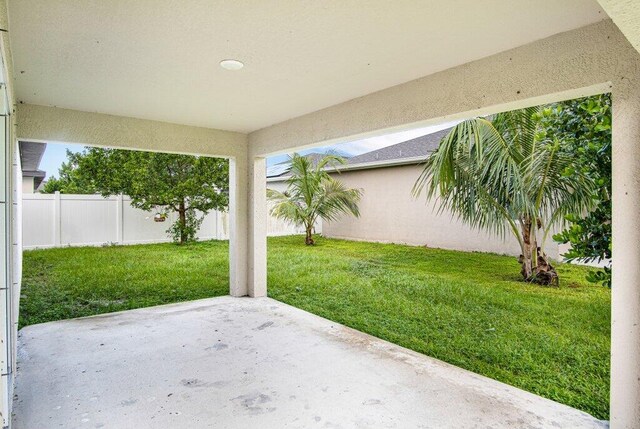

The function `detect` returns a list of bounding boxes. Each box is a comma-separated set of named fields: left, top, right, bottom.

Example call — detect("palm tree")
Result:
left=268, top=153, right=363, bottom=245
left=413, top=108, right=595, bottom=285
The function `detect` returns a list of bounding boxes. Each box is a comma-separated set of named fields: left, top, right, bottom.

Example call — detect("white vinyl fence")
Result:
left=23, top=192, right=304, bottom=249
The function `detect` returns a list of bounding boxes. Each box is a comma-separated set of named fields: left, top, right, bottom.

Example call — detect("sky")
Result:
left=37, top=119, right=461, bottom=178
left=38, top=142, right=84, bottom=179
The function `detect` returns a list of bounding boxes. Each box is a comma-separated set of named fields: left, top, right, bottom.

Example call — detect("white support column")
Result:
left=248, top=157, right=267, bottom=297
left=228, top=154, right=267, bottom=298
left=611, top=80, right=640, bottom=428
left=228, top=157, right=248, bottom=297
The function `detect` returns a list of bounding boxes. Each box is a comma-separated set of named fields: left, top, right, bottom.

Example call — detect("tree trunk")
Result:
left=535, top=251, right=558, bottom=286
left=520, top=217, right=534, bottom=280
left=178, top=201, right=187, bottom=245
left=304, top=224, right=314, bottom=245
left=518, top=216, right=558, bottom=286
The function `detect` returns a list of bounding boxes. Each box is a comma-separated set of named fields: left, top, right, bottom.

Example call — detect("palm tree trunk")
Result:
left=519, top=216, right=558, bottom=286
left=534, top=247, right=559, bottom=286
left=520, top=217, right=534, bottom=280
left=304, top=223, right=314, bottom=245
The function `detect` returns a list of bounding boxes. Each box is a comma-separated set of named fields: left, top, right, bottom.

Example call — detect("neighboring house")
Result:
left=268, top=131, right=565, bottom=259
left=19, top=141, right=46, bottom=193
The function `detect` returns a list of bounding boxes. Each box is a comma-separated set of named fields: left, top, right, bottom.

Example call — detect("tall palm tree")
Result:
left=413, top=108, right=595, bottom=285
left=268, top=153, right=363, bottom=245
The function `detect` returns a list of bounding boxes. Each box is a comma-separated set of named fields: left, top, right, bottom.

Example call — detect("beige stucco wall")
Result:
left=20, top=176, right=32, bottom=194
left=0, top=0, right=19, bottom=426
left=321, top=165, right=560, bottom=259
left=16, top=104, right=248, bottom=159
left=598, top=0, right=640, bottom=53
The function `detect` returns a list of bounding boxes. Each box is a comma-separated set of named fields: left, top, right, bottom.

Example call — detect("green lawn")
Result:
left=20, top=240, right=230, bottom=326
left=21, top=235, right=610, bottom=419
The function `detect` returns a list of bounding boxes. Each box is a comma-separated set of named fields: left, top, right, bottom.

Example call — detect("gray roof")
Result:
left=19, top=141, right=47, bottom=172
left=19, top=141, right=47, bottom=190
left=346, top=128, right=450, bottom=166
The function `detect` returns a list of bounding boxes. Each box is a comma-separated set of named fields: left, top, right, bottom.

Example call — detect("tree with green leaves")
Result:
left=43, top=147, right=229, bottom=244
left=414, top=107, right=596, bottom=285
left=267, top=153, right=362, bottom=245
left=549, top=94, right=612, bottom=287
left=41, top=150, right=97, bottom=194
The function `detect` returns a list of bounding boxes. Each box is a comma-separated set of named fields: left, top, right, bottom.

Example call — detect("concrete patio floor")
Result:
left=12, top=296, right=607, bottom=429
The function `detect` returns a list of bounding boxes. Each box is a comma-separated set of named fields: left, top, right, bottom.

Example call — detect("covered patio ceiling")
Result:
left=9, top=0, right=606, bottom=133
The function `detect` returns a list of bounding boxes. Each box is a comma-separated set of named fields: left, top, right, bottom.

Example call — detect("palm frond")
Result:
left=267, top=153, right=362, bottom=232
left=414, top=118, right=526, bottom=239
left=414, top=107, right=595, bottom=253
left=315, top=178, right=363, bottom=222
left=267, top=188, right=305, bottom=226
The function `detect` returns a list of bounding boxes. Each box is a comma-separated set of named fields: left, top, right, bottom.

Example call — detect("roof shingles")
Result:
left=346, top=128, right=449, bottom=166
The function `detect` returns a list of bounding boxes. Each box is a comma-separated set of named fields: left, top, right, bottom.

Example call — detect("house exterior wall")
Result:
left=598, top=0, right=640, bottom=53
left=0, top=0, right=19, bottom=426
left=20, top=177, right=31, bottom=194
left=322, top=165, right=561, bottom=259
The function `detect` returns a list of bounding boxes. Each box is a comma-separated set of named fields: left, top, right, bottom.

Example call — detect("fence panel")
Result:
left=60, top=195, right=119, bottom=246
left=22, top=194, right=55, bottom=248
left=23, top=192, right=302, bottom=249
left=121, top=197, right=177, bottom=244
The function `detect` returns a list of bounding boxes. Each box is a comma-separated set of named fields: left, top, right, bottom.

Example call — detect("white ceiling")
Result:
left=8, top=0, right=606, bottom=133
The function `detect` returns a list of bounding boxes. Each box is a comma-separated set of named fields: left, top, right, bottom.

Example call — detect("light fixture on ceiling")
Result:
left=219, top=59, right=244, bottom=71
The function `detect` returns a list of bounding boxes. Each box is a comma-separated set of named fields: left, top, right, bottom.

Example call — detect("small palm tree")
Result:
left=413, top=108, right=595, bottom=285
left=268, top=153, right=363, bottom=245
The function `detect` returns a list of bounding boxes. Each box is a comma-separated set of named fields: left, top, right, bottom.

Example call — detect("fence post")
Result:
left=216, top=210, right=222, bottom=239
left=116, top=194, right=124, bottom=244
left=53, top=191, right=61, bottom=246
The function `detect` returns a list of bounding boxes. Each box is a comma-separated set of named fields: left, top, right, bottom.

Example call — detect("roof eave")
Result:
left=266, top=155, right=428, bottom=182
left=22, top=169, right=47, bottom=178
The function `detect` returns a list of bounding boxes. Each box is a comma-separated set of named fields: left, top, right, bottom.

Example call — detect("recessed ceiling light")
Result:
left=220, top=59, right=244, bottom=71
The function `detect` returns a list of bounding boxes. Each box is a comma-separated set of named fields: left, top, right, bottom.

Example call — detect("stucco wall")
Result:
left=0, top=0, right=19, bottom=426
left=20, top=176, right=32, bottom=194
left=16, top=104, right=248, bottom=159
left=321, top=165, right=560, bottom=259
left=598, top=0, right=640, bottom=53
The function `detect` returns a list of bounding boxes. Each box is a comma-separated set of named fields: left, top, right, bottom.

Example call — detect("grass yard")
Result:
left=21, top=235, right=610, bottom=419
left=20, top=241, right=230, bottom=326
